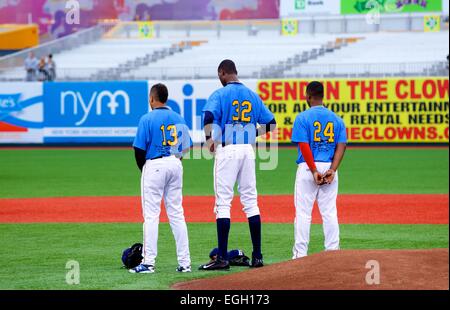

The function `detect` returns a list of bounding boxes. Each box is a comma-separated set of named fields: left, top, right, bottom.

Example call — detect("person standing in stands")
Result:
left=24, top=52, right=38, bottom=82
left=47, top=54, right=57, bottom=81
left=37, top=57, right=50, bottom=82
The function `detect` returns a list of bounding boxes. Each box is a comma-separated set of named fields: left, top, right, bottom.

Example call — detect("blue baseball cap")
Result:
left=209, top=248, right=244, bottom=259
left=122, top=247, right=132, bottom=266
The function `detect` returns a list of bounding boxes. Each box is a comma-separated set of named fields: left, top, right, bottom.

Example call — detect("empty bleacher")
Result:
left=0, top=38, right=179, bottom=81
left=285, top=32, right=449, bottom=78
left=122, top=35, right=336, bottom=80
left=0, top=25, right=448, bottom=81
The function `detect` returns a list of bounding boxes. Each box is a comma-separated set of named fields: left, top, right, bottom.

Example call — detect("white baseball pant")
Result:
left=213, top=144, right=260, bottom=219
left=141, top=155, right=191, bottom=268
left=293, top=162, right=340, bottom=259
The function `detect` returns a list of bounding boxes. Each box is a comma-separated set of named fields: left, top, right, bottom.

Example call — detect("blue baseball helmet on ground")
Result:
left=121, top=243, right=143, bottom=269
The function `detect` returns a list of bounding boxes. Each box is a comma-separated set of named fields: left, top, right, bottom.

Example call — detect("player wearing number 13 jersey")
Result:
left=200, top=60, right=276, bottom=271
left=131, top=84, right=192, bottom=274
left=291, top=81, right=347, bottom=259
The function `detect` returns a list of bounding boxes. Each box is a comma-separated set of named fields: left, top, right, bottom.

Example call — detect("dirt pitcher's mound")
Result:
left=173, top=249, right=449, bottom=290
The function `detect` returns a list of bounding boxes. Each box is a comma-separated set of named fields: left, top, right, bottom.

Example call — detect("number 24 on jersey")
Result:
left=314, top=121, right=335, bottom=143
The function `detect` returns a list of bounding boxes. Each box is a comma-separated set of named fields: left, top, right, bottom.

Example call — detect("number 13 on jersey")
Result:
left=160, top=125, right=178, bottom=146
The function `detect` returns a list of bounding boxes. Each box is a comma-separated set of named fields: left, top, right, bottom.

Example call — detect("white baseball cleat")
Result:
left=129, top=264, right=155, bottom=274
left=176, top=266, right=192, bottom=273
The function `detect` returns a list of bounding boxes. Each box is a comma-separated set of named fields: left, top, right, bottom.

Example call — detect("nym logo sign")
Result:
left=44, top=82, right=148, bottom=128
left=60, top=90, right=130, bottom=126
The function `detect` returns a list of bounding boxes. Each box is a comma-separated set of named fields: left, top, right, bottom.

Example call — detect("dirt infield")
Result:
left=173, top=249, right=449, bottom=290
left=0, top=194, right=448, bottom=224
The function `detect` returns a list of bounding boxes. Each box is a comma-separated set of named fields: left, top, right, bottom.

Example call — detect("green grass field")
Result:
left=0, top=148, right=448, bottom=198
left=0, top=223, right=447, bottom=289
left=0, top=148, right=448, bottom=289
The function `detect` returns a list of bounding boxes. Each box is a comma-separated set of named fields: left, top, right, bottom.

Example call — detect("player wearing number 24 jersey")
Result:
left=291, top=81, right=347, bottom=259
left=292, top=99, right=347, bottom=164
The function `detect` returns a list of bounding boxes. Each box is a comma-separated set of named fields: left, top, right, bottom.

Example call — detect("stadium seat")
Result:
left=284, top=32, right=449, bottom=78
left=0, top=31, right=448, bottom=81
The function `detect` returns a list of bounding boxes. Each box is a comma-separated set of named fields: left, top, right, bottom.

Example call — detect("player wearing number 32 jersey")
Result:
left=200, top=60, right=276, bottom=271
left=291, top=81, right=347, bottom=259
left=130, top=84, right=192, bottom=274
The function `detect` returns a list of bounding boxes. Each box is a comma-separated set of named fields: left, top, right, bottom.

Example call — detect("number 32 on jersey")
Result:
left=314, top=121, right=335, bottom=143
left=232, top=100, right=252, bottom=122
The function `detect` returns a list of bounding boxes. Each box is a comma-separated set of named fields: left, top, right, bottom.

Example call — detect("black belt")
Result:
left=221, top=142, right=253, bottom=147
left=150, top=156, right=164, bottom=161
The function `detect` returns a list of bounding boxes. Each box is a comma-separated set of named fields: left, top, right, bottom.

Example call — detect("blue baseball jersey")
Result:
left=203, top=82, right=274, bottom=145
left=133, top=107, right=192, bottom=160
left=292, top=106, right=347, bottom=164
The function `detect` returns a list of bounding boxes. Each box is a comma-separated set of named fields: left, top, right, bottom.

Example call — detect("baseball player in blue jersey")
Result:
left=291, top=81, right=347, bottom=259
left=130, top=84, right=192, bottom=274
left=199, top=60, right=276, bottom=270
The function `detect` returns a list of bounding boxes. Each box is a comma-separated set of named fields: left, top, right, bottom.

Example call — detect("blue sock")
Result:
left=216, top=218, right=230, bottom=260
left=248, top=215, right=262, bottom=259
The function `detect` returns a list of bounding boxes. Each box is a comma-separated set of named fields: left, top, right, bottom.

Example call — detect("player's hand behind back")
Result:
left=206, top=138, right=216, bottom=154
left=313, top=171, right=325, bottom=186
left=323, top=169, right=336, bottom=184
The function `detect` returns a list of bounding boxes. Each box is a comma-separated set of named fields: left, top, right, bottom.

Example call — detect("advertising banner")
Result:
left=1, top=78, right=448, bottom=145
left=281, top=19, right=300, bottom=36
left=341, top=0, right=443, bottom=15
left=0, top=82, right=44, bottom=144
left=154, top=79, right=239, bottom=143
left=43, top=81, right=149, bottom=143
left=257, top=78, right=449, bottom=144
left=0, top=0, right=280, bottom=39
left=138, top=22, right=155, bottom=39
left=280, top=0, right=341, bottom=17
left=424, top=15, right=441, bottom=32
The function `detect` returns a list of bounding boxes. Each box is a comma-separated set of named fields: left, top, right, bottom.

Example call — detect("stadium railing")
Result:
left=99, top=13, right=449, bottom=39
left=2, top=61, right=443, bottom=81
left=283, top=61, right=450, bottom=79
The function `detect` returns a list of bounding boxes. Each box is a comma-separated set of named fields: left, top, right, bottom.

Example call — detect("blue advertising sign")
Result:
left=0, top=83, right=44, bottom=144
left=166, top=83, right=208, bottom=131
left=0, top=94, right=22, bottom=115
left=43, top=81, right=149, bottom=143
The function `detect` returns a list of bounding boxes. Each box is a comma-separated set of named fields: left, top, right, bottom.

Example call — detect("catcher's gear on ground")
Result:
left=122, top=243, right=143, bottom=269
left=209, top=248, right=251, bottom=267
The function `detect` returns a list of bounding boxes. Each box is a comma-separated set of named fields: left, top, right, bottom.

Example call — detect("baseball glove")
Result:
left=209, top=248, right=250, bottom=266
left=121, top=243, right=143, bottom=269
left=229, top=251, right=251, bottom=266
